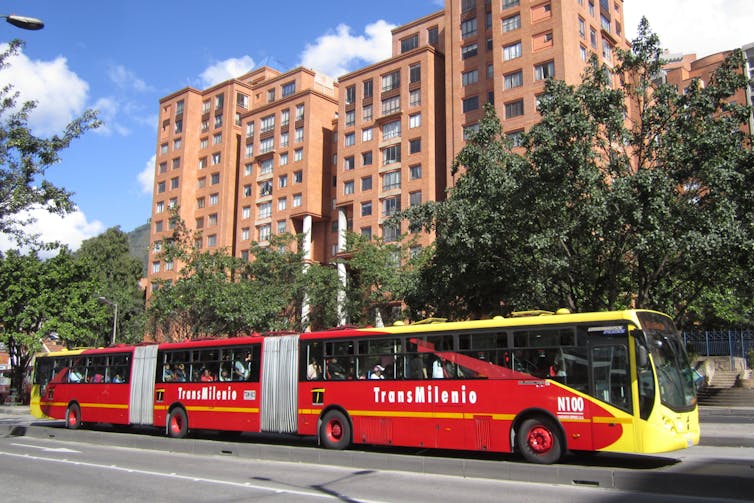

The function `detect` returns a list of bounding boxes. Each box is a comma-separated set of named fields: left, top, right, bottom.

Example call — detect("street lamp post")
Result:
left=2, top=14, right=44, bottom=30
left=98, top=296, right=118, bottom=346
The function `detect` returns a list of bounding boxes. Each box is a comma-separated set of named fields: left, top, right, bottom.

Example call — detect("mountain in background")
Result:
left=127, top=223, right=150, bottom=277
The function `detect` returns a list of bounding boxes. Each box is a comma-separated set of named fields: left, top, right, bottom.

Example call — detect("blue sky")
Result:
left=1, top=0, right=752, bottom=252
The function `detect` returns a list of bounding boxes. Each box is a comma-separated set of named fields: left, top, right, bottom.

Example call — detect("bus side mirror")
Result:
left=637, top=346, right=648, bottom=368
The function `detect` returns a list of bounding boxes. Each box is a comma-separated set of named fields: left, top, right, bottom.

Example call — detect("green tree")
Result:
left=343, top=232, right=426, bottom=325
left=0, top=40, right=100, bottom=246
left=147, top=212, right=309, bottom=339
left=400, top=20, right=754, bottom=324
left=74, top=227, right=146, bottom=344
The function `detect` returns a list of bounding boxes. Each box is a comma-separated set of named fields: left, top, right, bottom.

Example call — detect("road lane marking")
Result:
left=10, top=442, right=80, bottom=453
left=0, top=451, right=385, bottom=501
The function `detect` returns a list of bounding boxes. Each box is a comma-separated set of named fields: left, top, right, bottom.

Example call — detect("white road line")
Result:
left=0, top=451, right=339, bottom=500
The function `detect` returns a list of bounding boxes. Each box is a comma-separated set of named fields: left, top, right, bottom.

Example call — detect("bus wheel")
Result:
left=167, top=407, right=188, bottom=438
left=516, top=416, right=563, bottom=464
left=65, top=403, right=82, bottom=430
left=319, top=410, right=351, bottom=450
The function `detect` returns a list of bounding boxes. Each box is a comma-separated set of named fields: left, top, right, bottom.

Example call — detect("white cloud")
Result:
left=0, top=206, right=105, bottom=256
left=138, top=155, right=156, bottom=195
left=92, top=96, right=131, bottom=136
left=107, top=64, right=152, bottom=93
left=199, top=56, right=256, bottom=87
left=624, top=0, right=754, bottom=57
left=299, top=20, right=396, bottom=78
left=0, top=44, right=89, bottom=136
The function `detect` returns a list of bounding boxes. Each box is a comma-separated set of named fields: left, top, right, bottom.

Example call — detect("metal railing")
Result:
left=682, top=330, right=754, bottom=359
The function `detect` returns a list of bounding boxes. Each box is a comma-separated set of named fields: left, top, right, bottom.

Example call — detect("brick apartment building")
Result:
left=146, top=1, right=751, bottom=306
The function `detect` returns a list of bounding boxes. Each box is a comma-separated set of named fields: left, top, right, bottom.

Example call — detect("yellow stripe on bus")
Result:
left=299, top=408, right=516, bottom=421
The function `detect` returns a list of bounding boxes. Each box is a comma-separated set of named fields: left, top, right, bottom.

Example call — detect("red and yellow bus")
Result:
left=31, top=309, right=699, bottom=464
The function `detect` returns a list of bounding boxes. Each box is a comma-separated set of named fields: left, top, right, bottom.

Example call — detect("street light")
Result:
left=98, top=296, right=118, bottom=346
left=2, top=14, right=44, bottom=30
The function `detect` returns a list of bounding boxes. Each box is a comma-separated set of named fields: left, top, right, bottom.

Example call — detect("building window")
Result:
left=362, top=175, right=372, bottom=191
left=258, top=224, right=271, bottom=242
left=293, top=193, right=302, bottom=207
left=363, top=79, right=373, bottom=98
left=462, top=0, right=476, bottom=10
left=280, top=131, right=289, bottom=147
left=214, top=114, right=223, bottom=128
left=534, top=60, right=555, bottom=80
left=462, top=96, right=480, bottom=112
left=382, top=196, right=401, bottom=216
left=361, top=226, right=372, bottom=239
left=409, top=138, right=421, bottom=154
left=462, top=43, right=478, bottom=59
left=267, top=89, right=276, bottom=103
left=503, top=14, right=521, bottom=32
left=237, top=92, right=248, bottom=109
left=279, top=152, right=288, bottom=166
left=258, top=202, right=272, bottom=219
left=242, top=228, right=250, bottom=241
left=362, top=127, right=373, bottom=142
left=155, top=201, right=165, bottom=213
left=409, top=89, right=421, bottom=107
left=208, top=213, right=218, bottom=226
left=345, top=85, right=356, bottom=105
left=362, top=104, right=373, bottom=122
left=170, top=177, right=179, bottom=189
left=259, top=180, right=273, bottom=197
left=503, top=0, right=520, bottom=8
left=578, top=16, right=586, bottom=38
left=381, top=96, right=400, bottom=116
left=294, top=149, right=303, bottom=162
left=361, top=201, right=372, bottom=216
left=152, top=261, right=161, bottom=274
left=409, top=113, right=421, bottom=128
left=462, top=69, right=479, bottom=86
left=382, top=120, right=401, bottom=140
left=383, top=223, right=400, bottom=243
left=401, top=34, right=419, bottom=53
left=293, top=170, right=303, bottom=183
left=207, top=235, right=217, bottom=247
left=246, top=121, right=255, bottom=138
left=282, top=81, right=296, bottom=97
left=278, top=197, right=287, bottom=210
left=428, top=26, right=439, bottom=45
left=196, top=197, right=205, bottom=209
left=242, top=206, right=251, bottom=219
left=209, top=193, right=219, bottom=206
left=295, top=104, right=304, bottom=121
left=362, top=151, right=373, bottom=166
left=504, top=70, right=524, bottom=89
left=244, top=184, right=252, bottom=197
left=505, top=99, right=524, bottom=118
left=344, top=180, right=355, bottom=195
left=345, top=110, right=355, bottom=127
left=261, top=115, right=275, bottom=133
left=409, top=164, right=422, bottom=180
left=260, top=158, right=273, bottom=175
left=382, top=145, right=401, bottom=165
left=200, top=138, right=208, bottom=150
left=410, top=191, right=422, bottom=207
left=279, top=174, right=289, bottom=189
left=295, top=127, right=304, bottom=143
left=507, top=129, right=525, bottom=147
left=580, top=45, right=588, bottom=61
left=461, top=17, right=477, bottom=39
left=382, top=170, right=401, bottom=191
left=344, top=156, right=355, bottom=171
left=382, top=70, right=400, bottom=91
left=277, top=220, right=286, bottom=234
left=409, top=63, right=421, bottom=84
left=260, top=137, right=274, bottom=154
left=503, top=41, right=522, bottom=61
left=280, top=109, right=290, bottom=127
left=345, top=132, right=356, bottom=146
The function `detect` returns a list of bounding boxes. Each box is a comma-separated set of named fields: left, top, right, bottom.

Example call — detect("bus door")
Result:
left=130, top=345, right=158, bottom=425
left=587, top=325, right=636, bottom=452
left=261, top=334, right=299, bottom=434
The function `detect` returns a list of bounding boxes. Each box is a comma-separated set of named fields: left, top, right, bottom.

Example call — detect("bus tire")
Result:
left=319, top=410, right=351, bottom=450
left=65, top=403, right=82, bottom=430
left=516, top=416, right=563, bottom=464
left=167, top=407, right=188, bottom=438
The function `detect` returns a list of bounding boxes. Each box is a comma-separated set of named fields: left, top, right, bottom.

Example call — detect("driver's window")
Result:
left=592, top=344, right=631, bottom=413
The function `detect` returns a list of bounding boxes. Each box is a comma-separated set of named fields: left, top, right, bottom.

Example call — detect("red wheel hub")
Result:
left=527, top=426, right=554, bottom=453
left=328, top=421, right=343, bottom=440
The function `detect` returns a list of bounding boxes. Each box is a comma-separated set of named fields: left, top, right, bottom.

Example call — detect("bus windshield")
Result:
left=637, top=312, right=696, bottom=411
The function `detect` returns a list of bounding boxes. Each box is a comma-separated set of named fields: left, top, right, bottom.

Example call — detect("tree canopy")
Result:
left=399, top=20, right=754, bottom=326
left=0, top=40, right=100, bottom=246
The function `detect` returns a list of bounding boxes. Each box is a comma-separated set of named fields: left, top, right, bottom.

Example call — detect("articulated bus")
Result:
left=31, top=309, right=699, bottom=464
